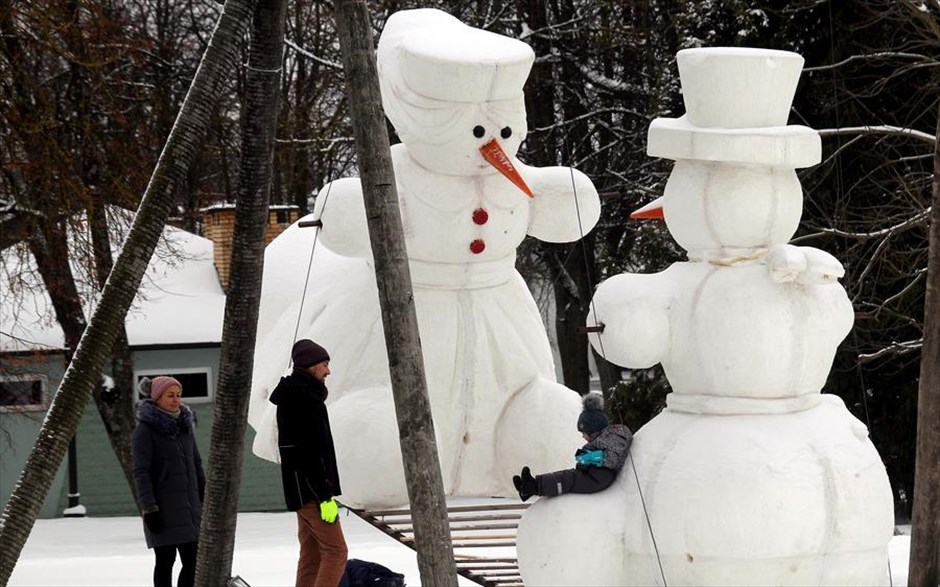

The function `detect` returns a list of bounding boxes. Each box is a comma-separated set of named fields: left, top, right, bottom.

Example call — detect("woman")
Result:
left=133, top=376, right=205, bottom=587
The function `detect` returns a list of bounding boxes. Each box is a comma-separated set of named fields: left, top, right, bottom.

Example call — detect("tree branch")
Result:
left=819, top=125, right=936, bottom=145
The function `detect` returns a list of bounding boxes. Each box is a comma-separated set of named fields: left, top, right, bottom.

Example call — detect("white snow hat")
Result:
left=378, top=8, right=534, bottom=103
left=676, top=47, right=804, bottom=129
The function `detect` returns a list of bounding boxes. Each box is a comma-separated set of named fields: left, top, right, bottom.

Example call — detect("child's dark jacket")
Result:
left=581, top=423, right=633, bottom=471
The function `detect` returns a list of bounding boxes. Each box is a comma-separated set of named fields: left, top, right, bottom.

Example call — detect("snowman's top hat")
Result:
left=677, top=47, right=804, bottom=129
left=378, top=8, right=534, bottom=104
left=647, top=47, right=821, bottom=168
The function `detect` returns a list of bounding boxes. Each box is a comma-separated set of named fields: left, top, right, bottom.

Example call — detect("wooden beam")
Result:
left=363, top=503, right=528, bottom=517
left=403, top=533, right=515, bottom=542
left=381, top=513, right=524, bottom=525
left=331, top=5, right=456, bottom=582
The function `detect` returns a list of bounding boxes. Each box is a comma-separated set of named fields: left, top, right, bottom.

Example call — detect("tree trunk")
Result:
left=332, top=2, right=457, bottom=585
left=515, top=0, right=597, bottom=394
left=908, top=100, right=940, bottom=587
left=194, top=0, right=284, bottom=584
left=593, top=347, right=622, bottom=396
left=27, top=220, right=86, bottom=353
left=552, top=242, right=591, bottom=393
left=88, top=202, right=139, bottom=504
left=0, top=1, right=256, bottom=582
left=554, top=0, right=595, bottom=394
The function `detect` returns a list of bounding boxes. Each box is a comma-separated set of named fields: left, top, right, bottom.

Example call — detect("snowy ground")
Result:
left=9, top=509, right=450, bottom=587
left=9, top=509, right=911, bottom=586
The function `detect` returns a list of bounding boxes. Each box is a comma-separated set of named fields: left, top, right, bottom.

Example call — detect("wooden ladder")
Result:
left=346, top=500, right=528, bottom=587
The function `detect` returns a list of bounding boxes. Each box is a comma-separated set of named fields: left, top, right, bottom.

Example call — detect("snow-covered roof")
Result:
left=1, top=209, right=225, bottom=353
left=201, top=203, right=299, bottom=212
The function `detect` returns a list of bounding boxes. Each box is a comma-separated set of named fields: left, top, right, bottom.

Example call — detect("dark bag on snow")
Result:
left=338, top=558, right=405, bottom=587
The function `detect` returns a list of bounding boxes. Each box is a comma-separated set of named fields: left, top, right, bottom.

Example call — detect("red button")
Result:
left=472, top=208, right=489, bottom=225
left=469, top=239, right=485, bottom=254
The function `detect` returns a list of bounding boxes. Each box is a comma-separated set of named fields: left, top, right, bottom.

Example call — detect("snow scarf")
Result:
left=136, top=399, right=194, bottom=439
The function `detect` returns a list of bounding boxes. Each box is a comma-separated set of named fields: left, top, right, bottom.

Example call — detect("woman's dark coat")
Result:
left=270, top=368, right=341, bottom=511
left=132, top=400, right=205, bottom=548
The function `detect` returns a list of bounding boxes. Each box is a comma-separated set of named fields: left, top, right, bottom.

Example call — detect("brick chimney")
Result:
left=202, top=204, right=302, bottom=290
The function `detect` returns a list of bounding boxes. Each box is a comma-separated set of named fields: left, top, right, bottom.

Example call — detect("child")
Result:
left=513, top=392, right=632, bottom=501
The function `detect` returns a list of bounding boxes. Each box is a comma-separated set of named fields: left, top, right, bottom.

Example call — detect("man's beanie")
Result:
left=292, top=339, right=330, bottom=368
left=149, top=376, right=182, bottom=401
left=577, top=392, right=609, bottom=435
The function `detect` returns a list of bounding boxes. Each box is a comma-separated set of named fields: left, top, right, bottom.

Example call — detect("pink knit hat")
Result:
left=150, top=376, right=182, bottom=401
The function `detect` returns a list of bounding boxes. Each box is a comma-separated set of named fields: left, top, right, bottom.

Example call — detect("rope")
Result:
left=537, top=0, right=666, bottom=577
left=567, top=169, right=607, bottom=361
left=825, top=5, right=892, bottom=584
left=564, top=160, right=666, bottom=586
left=286, top=179, right=334, bottom=371
left=630, top=452, right=667, bottom=584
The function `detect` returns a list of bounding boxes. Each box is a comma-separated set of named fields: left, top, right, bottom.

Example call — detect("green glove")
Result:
left=320, top=498, right=339, bottom=524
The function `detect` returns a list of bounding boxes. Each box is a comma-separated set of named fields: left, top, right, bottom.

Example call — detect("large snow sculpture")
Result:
left=517, top=48, right=894, bottom=586
left=247, top=9, right=600, bottom=508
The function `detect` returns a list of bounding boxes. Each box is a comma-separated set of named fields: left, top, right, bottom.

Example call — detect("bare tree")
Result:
left=0, top=0, right=256, bottom=581
left=908, top=98, right=939, bottom=587
left=274, top=0, right=356, bottom=212
left=195, top=0, right=285, bottom=584
left=0, top=0, right=236, bottom=500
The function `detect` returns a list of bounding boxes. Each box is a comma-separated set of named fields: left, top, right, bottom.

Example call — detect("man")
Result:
left=270, top=339, right=347, bottom=587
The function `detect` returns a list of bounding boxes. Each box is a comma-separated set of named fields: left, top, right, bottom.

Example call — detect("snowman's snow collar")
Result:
left=667, top=392, right=824, bottom=415
left=693, top=248, right=768, bottom=265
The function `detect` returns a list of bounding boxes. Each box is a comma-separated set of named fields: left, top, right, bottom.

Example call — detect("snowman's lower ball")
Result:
left=517, top=395, right=894, bottom=586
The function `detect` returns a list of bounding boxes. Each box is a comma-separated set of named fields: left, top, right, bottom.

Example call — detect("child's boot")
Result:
left=513, top=466, right=538, bottom=502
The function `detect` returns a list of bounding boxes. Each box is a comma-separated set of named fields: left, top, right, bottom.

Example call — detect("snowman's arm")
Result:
left=764, top=244, right=845, bottom=285
left=589, top=273, right=670, bottom=369
left=523, top=165, right=601, bottom=243
left=314, top=177, right=372, bottom=259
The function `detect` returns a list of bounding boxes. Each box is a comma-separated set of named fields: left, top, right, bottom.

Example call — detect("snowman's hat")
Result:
left=378, top=9, right=534, bottom=104
left=646, top=47, right=821, bottom=168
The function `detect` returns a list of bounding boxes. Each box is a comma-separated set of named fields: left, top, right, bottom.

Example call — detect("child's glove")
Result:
left=320, top=498, right=339, bottom=524
left=575, top=449, right=605, bottom=468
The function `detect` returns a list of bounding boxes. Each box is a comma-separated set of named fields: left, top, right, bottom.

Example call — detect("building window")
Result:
left=0, top=375, right=47, bottom=412
left=275, top=209, right=291, bottom=224
left=134, top=368, right=213, bottom=404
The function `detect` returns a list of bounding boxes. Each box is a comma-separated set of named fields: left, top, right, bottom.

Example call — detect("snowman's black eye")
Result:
left=500, top=127, right=512, bottom=139
left=472, top=125, right=485, bottom=138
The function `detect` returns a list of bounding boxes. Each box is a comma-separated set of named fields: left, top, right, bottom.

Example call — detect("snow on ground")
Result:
left=10, top=509, right=471, bottom=587
left=9, top=510, right=911, bottom=586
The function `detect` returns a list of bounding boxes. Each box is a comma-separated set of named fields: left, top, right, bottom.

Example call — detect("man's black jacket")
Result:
left=270, top=368, right=341, bottom=511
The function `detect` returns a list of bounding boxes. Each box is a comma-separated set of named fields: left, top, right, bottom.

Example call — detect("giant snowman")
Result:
left=247, top=9, right=600, bottom=508
left=516, top=48, right=894, bottom=586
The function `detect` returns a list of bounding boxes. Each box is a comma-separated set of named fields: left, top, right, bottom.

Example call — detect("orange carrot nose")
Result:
left=630, top=197, right=665, bottom=220
left=479, top=139, right=533, bottom=198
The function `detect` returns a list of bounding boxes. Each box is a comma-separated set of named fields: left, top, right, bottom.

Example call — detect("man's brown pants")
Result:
left=296, top=502, right=348, bottom=587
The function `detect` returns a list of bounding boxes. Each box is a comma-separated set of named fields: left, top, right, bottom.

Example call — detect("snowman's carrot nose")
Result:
left=630, top=197, right=665, bottom=220
left=480, top=139, right=534, bottom=198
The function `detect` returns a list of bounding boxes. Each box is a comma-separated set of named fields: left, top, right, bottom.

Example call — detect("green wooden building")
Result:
left=1, top=205, right=300, bottom=518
